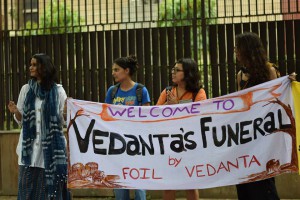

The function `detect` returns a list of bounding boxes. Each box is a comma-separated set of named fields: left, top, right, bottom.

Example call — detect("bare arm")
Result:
left=269, top=67, right=278, bottom=80
left=237, top=70, right=242, bottom=91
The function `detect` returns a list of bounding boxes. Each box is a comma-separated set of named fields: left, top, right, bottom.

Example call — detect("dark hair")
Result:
left=113, top=55, right=138, bottom=76
left=31, top=53, right=57, bottom=90
left=235, top=32, right=270, bottom=85
left=175, top=58, right=203, bottom=94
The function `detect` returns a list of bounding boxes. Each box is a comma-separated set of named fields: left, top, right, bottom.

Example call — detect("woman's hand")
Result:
left=8, top=101, right=18, bottom=114
left=8, top=101, right=22, bottom=121
left=289, top=72, right=297, bottom=81
left=166, top=91, right=179, bottom=105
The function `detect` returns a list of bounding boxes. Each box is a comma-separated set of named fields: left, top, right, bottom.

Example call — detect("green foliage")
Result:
left=24, top=1, right=84, bottom=35
left=158, top=0, right=216, bottom=27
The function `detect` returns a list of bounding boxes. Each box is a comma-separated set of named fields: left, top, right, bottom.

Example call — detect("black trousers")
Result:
left=236, top=178, right=279, bottom=200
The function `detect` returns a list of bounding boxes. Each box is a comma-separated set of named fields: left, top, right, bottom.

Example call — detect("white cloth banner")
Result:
left=67, top=76, right=298, bottom=189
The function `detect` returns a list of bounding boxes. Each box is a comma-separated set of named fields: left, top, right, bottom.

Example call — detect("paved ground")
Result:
left=1, top=197, right=300, bottom=200
left=0, top=198, right=236, bottom=200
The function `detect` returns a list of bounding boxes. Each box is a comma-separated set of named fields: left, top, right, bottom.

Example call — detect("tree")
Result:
left=158, top=0, right=216, bottom=27
left=24, top=1, right=84, bottom=35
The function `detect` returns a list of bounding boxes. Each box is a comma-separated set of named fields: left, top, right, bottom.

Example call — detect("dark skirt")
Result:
left=236, top=178, right=280, bottom=200
left=18, top=165, right=71, bottom=200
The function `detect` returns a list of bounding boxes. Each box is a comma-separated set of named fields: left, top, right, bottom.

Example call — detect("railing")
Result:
left=0, top=0, right=299, bottom=130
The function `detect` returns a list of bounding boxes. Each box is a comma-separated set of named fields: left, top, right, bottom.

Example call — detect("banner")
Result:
left=67, top=76, right=299, bottom=190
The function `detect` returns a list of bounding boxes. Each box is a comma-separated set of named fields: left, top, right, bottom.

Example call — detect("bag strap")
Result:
left=111, top=83, right=121, bottom=102
left=136, top=83, right=144, bottom=106
left=111, top=83, right=144, bottom=106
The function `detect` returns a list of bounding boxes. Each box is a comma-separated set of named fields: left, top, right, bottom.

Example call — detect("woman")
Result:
left=8, top=53, right=70, bottom=200
left=156, top=58, right=206, bottom=200
left=105, top=55, right=151, bottom=200
left=235, top=32, right=280, bottom=200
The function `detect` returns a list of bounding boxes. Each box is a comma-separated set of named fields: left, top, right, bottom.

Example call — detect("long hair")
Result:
left=113, top=55, right=138, bottom=76
left=32, top=53, right=57, bottom=90
left=235, top=32, right=270, bottom=86
left=175, top=58, right=203, bottom=94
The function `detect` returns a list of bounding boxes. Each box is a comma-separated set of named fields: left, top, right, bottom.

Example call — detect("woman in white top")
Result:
left=8, top=53, right=70, bottom=200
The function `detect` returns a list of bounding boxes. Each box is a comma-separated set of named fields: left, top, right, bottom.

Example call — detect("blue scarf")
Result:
left=22, top=79, right=67, bottom=198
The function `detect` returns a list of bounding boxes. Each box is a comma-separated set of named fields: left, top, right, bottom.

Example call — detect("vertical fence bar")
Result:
left=46, top=35, right=53, bottom=59
left=251, top=22, right=259, bottom=34
left=152, top=28, right=160, bottom=103
left=39, top=35, right=46, bottom=53
left=243, top=23, right=250, bottom=32
left=285, top=21, right=295, bottom=74
left=105, top=31, right=113, bottom=86
left=167, top=27, right=175, bottom=83
left=209, top=25, right=219, bottom=98
left=18, top=37, right=25, bottom=90
left=136, top=29, right=144, bottom=84
left=90, top=32, right=98, bottom=101
left=268, top=22, right=277, bottom=63
left=226, top=24, right=236, bottom=93
left=0, top=0, right=4, bottom=129
left=128, top=29, right=136, bottom=56
left=167, top=27, right=175, bottom=65
left=53, top=35, right=61, bottom=83
left=259, top=22, right=267, bottom=52
left=175, top=27, right=183, bottom=60
left=4, top=0, right=10, bottom=129
left=218, top=25, right=227, bottom=96
left=184, top=26, right=191, bottom=58
left=60, top=34, right=68, bottom=92
left=83, top=32, right=91, bottom=100
left=277, top=21, right=286, bottom=75
left=144, top=28, right=152, bottom=102
left=11, top=37, right=18, bottom=102
left=121, top=30, right=128, bottom=57
left=113, top=30, right=120, bottom=60
left=98, top=31, right=106, bottom=102
left=201, top=0, right=209, bottom=97
left=192, top=0, right=198, bottom=61
left=68, top=33, right=75, bottom=98
left=295, top=20, right=300, bottom=78
left=75, top=33, right=83, bottom=98
left=160, top=28, right=168, bottom=89
left=24, top=36, right=31, bottom=81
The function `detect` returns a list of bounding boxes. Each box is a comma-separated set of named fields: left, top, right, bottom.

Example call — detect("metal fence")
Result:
left=1, top=0, right=300, bottom=130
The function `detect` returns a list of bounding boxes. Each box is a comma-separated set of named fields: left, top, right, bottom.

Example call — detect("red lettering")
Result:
left=227, top=159, right=239, bottom=172
left=130, top=168, right=140, bottom=179
left=152, top=169, right=163, bottom=179
left=185, top=166, right=195, bottom=177
left=122, top=167, right=130, bottom=179
left=207, top=164, right=216, bottom=176
left=122, top=167, right=162, bottom=180
left=217, top=161, right=229, bottom=173
left=238, top=155, right=250, bottom=168
left=249, top=155, right=261, bottom=167
left=140, top=168, right=150, bottom=179
left=196, top=165, right=205, bottom=177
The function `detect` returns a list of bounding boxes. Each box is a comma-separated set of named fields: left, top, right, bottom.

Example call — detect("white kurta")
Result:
left=15, top=84, right=67, bottom=168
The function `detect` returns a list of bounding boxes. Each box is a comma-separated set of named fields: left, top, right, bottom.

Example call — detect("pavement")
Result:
left=2, top=196, right=300, bottom=200
left=0, top=198, right=236, bottom=200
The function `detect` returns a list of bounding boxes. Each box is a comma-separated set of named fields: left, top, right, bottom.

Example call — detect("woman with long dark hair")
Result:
left=156, top=58, right=206, bottom=105
left=8, top=53, right=70, bottom=200
left=235, top=32, right=280, bottom=200
left=156, top=58, right=206, bottom=200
